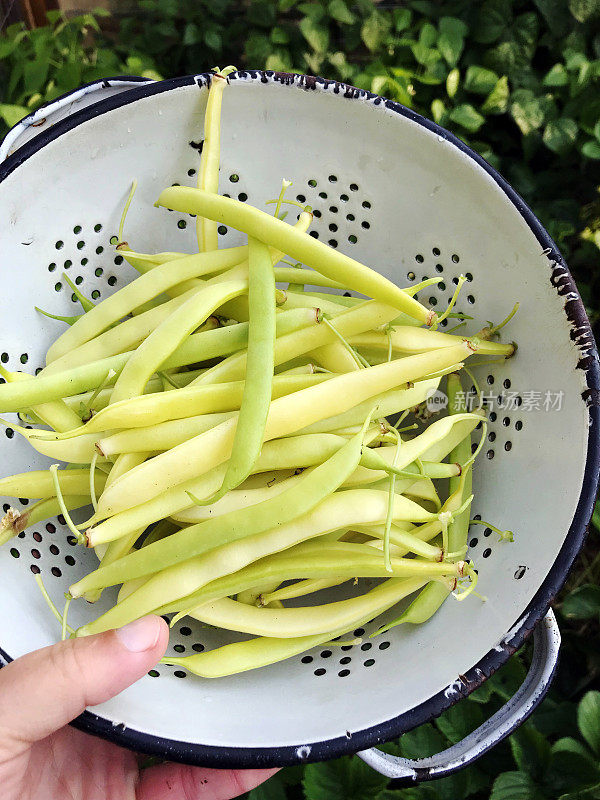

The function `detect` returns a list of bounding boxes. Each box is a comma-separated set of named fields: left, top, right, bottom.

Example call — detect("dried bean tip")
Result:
left=1, top=507, right=21, bottom=533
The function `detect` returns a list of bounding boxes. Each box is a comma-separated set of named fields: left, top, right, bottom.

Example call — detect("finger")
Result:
left=0, top=615, right=168, bottom=753
left=136, top=763, right=279, bottom=800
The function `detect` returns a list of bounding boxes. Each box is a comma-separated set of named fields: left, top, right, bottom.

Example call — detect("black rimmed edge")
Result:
left=0, top=70, right=598, bottom=770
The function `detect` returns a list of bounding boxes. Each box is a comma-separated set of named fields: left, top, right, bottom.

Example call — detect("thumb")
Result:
left=0, top=615, right=168, bottom=753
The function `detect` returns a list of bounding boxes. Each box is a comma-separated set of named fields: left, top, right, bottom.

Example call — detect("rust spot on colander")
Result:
left=547, top=254, right=599, bottom=402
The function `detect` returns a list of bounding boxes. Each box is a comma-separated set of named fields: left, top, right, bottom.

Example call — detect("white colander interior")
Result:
left=0, top=75, right=590, bottom=751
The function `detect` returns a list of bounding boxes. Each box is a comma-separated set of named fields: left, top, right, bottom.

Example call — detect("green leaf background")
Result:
left=1, top=3, right=600, bottom=799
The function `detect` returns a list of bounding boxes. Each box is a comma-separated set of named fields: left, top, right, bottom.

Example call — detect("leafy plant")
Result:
left=246, top=687, right=600, bottom=800
left=2, top=3, right=600, bottom=797
left=0, top=10, right=161, bottom=135
left=98, top=0, right=600, bottom=339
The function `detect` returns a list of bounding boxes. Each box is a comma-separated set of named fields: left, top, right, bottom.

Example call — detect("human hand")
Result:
left=0, top=615, right=277, bottom=799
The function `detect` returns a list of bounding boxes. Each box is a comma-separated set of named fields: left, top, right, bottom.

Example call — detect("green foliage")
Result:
left=3, top=0, right=597, bottom=334
left=562, top=584, right=600, bottom=620
left=1, top=3, right=600, bottom=797
left=288, top=679, right=600, bottom=800
left=0, top=10, right=161, bottom=133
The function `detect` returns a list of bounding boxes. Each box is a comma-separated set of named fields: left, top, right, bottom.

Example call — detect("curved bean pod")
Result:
left=196, top=71, right=229, bottom=251
left=188, top=559, right=462, bottom=637
left=282, top=291, right=360, bottom=317
left=61, top=368, right=205, bottom=415
left=75, top=488, right=435, bottom=624
left=97, top=412, right=234, bottom=456
left=119, top=250, right=186, bottom=275
left=273, top=267, right=345, bottom=290
left=296, top=380, right=441, bottom=436
left=0, top=468, right=106, bottom=500
left=10, top=424, right=103, bottom=464
left=159, top=578, right=444, bottom=678
left=301, top=292, right=362, bottom=307
left=110, top=279, right=248, bottom=404
left=0, top=368, right=82, bottom=432
left=203, top=237, right=276, bottom=502
left=0, top=308, right=316, bottom=413
left=43, top=288, right=204, bottom=376
left=96, top=341, right=474, bottom=517
left=259, top=577, right=348, bottom=605
left=46, top=245, right=247, bottom=363
left=58, top=374, right=330, bottom=442
left=351, top=329, right=515, bottom=357
left=75, top=422, right=375, bottom=590
left=156, top=187, right=434, bottom=324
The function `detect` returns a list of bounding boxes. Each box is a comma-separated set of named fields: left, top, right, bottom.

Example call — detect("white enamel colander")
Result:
left=0, top=72, right=598, bottom=784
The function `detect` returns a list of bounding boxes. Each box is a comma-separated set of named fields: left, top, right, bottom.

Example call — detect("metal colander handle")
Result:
left=357, top=609, right=560, bottom=784
left=0, top=77, right=155, bottom=163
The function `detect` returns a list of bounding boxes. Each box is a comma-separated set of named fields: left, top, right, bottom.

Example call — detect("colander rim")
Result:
left=0, top=70, right=598, bottom=768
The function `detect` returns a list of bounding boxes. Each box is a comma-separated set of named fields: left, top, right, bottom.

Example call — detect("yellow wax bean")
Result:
left=120, top=250, right=187, bottom=275
left=96, top=341, right=474, bottom=517
left=77, top=489, right=435, bottom=626
left=156, top=187, right=435, bottom=325
left=192, top=300, right=399, bottom=385
left=61, top=369, right=205, bottom=415
left=97, top=412, right=234, bottom=456
left=282, top=290, right=361, bottom=317
left=43, top=289, right=203, bottom=375
left=0, top=369, right=81, bottom=432
left=196, top=71, right=229, bottom=251
left=110, top=279, right=248, bottom=404
left=13, top=425, right=104, bottom=464
left=350, top=328, right=515, bottom=356
left=57, top=373, right=331, bottom=438
left=260, top=578, right=348, bottom=605
left=310, top=340, right=360, bottom=373
left=169, top=471, right=314, bottom=523
left=163, top=578, right=438, bottom=677
left=0, top=468, right=106, bottom=500
left=295, top=379, right=440, bottom=435
left=46, top=246, right=247, bottom=363
left=187, top=560, right=459, bottom=637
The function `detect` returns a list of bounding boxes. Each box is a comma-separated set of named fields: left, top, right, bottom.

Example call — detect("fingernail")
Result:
left=116, top=616, right=162, bottom=653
